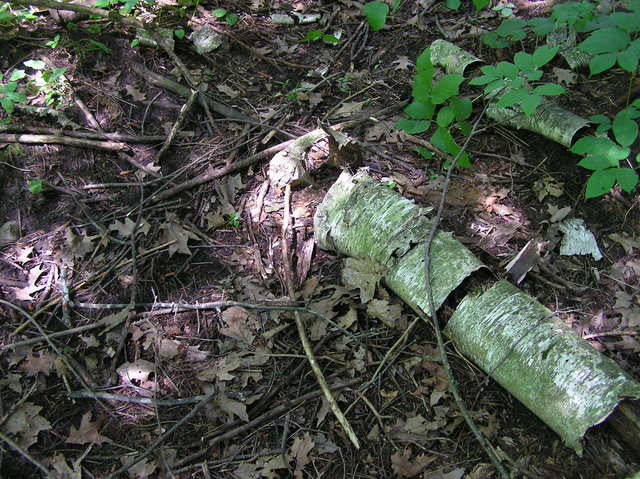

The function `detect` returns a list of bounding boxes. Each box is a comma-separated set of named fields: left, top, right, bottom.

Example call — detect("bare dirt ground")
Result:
left=1, top=0, right=639, bottom=478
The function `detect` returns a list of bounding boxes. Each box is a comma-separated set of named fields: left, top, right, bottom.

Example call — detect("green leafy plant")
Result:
left=363, top=1, right=389, bottom=31
left=468, top=46, right=564, bottom=116
left=395, top=47, right=473, bottom=168
left=212, top=8, right=239, bottom=26
left=0, top=79, right=27, bottom=117
left=28, top=179, right=44, bottom=194
left=0, top=2, right=37, bottom=24
left=174, top=28, right=185, bottom=39
left=482, top=18, right=527, bottom=48
left=570, top=104, right=640, bottom=198
left=337, top=75, right=351, bottom=92
left=578, top=27, right=640, bottom=76
left=492, top=2, right=516, bottom=17
left=227, top=212, right=241, bottom=227
left=301, top=29, right=339, bottom=45
left=46, top=33, right=61, bottom=49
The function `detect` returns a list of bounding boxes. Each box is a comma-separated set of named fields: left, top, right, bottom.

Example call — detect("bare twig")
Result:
left=157, top=89, right=198, bottom=161
left=173, top=379, right=360, bottom=469
left=0, top=125, right=181, bottom=143
left=282, top=184, right=360, bottom=449
left=0, top=133, right=126, bottom=151
left=420, top=107, right=511, bottom=479
left=105, top=390, right=216, bottom=479
left=0, top=429, right=51, bottom=476
left=67, top=391, right=210, bottom=406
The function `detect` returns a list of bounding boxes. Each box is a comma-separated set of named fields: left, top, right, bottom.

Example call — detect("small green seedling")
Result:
left=227, top=212, right=241, bottom=227
left=0, top=80, right=27, bottom=116
left=46, top=34, right=61, bottom=49
left=28, top=179, right=44, bottom=194
left=468, top=45, right=564, bottom=116
left=363, top=1, right=389, bottom=30
left=492, top=2, right=516, bottom=17
left=174, top=28, right=185, bottom=39
left=395, top=47, right=473, bottom=168
left=570, top=103, right=640, bottom=198
left=212, top=8, right=239, bottom=26
left=302, top=29, right=339, bottom=45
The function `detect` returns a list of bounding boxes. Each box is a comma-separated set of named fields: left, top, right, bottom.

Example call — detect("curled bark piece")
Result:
left=445, top=280, right=640, bottom=454
left=486, top=101, right=589, bottom=148
left=314, top=170, right=484, bottom=312
left=430, top=39, right=482, bottom=75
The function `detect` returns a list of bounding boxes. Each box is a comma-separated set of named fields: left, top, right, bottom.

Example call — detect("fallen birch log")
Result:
left=314, top=169, right=640, bottom=455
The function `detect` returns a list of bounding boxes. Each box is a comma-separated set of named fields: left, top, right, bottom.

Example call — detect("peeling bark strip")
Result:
left=314, top=170, right=484, bottom=312
left=314, top=170, right=640, bottom=454
left=446, top=281, right=640, bottom=454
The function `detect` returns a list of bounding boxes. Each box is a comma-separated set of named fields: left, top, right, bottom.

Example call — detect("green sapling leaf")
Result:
left=28, top=179, right=44, bottom=194
left=412, top=72, right=434, bottom=103
left=570, top=136, right=630, bottom=161
left=363, top=1, right=389, bottom=31
left=212, top=8, right=227, bottom=18
left=323, top=34, right=339, bottom=45
left=446, top=0, right=461, bottom=10
left=225, top=13, right=239, bottom=25
left=436, top=106, right=456, bottom=127
left=416, top=48, right=433, bottom=74
left=617, top=50, right=639, bottom=73
left=394, top=119, right=430, bottom=134
left=579, top=27, right=629, bottom=54
left=495, top=61, right=519, bottom=79
left=473, top=0, right=490, bottom=11
left=451, top=97, right=472, bottom=121
left=589, top=53, right=617, bottom=76
left=615, top=167, right=639, bottom=192
left=413, top=146, right=433, bottom=159
left=303, top=30, right=323, bottom=42
left=24, top=60, right=45, bottom=70
left=532, top=46, right=558, bottom=67
left=514, top=52, right=536, bottom=72
left=404, top=100, right=434, bottom=120
left=520, top=94, right=542, bottom=116
left=577, top=155, right=618, bottom=171
left=430, top=74, right=464, bottom=104
left=9, top=69, right=26, bottom=81
left=613, top=114, right=638, bottom=147
left=585, top=169, right=617, bottom=198
left=495, top=88, right=529, bottom=109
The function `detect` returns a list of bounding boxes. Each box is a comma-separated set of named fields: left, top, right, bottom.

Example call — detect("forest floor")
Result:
left=0, top=0, right=639, bottom=478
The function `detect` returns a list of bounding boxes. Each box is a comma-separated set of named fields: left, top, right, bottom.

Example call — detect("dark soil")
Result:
left=1, top=1, right=639, bottom=478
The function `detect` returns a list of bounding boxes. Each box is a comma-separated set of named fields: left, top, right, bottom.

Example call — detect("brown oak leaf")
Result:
left=66, top=412, right=112, bottom=445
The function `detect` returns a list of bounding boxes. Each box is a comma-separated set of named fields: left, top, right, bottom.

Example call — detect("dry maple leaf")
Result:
left=393, top=56, right=414, bottom=70
left=46, top=452, right=81, bottom=479
left=21, top=350, right=57, bottom=376
left=66, top=411, right=112, bottom=445
left=216, top=395, right=248, bottom=422
left=288, top=432, right=315, bottom=479
left=121, top=456, right=157, bottom=479
left=220, top=306, right=256, bottom=345
left=391, top=450, right=436, bottom=477
left=125, top=84, right=147, bottom=102
left=3, top=402, right=51, bottom=449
